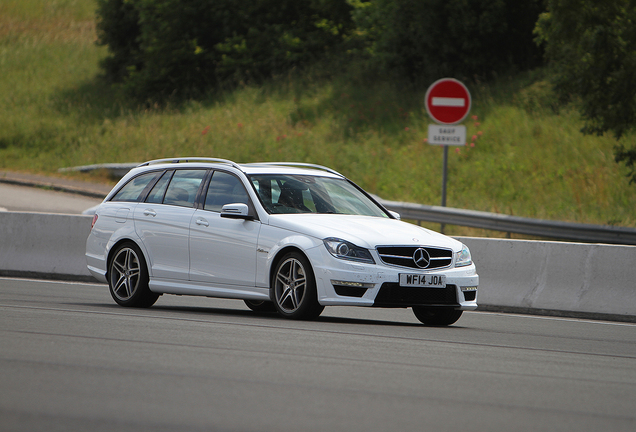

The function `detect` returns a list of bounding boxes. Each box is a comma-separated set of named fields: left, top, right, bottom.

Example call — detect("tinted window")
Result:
left=204, top=171, right=250, bottom=212
left=111, top=172, right=159, bottom=202
left=145, top=171, right=172, bottom=204
left=163, top=170, right=207, bottom=208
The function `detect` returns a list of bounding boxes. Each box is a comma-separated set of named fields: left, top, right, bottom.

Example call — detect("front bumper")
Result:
left=307, top=246, right=479, bottom=310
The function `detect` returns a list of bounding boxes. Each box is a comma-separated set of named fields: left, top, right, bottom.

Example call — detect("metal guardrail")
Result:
left=58, top=163, right=140, bottom=178
left=378, top=199, right=636, bottom=245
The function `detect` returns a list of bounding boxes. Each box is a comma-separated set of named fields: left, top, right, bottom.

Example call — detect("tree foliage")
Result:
left=535, top=0, right=636, bottom=182
left=96, top=0, right=143, bottom=84
left=96, top=0, right=354, bottom=100
left=96, top=0, right=543, bottom=100
left=348, top=0, right=543, bottom=84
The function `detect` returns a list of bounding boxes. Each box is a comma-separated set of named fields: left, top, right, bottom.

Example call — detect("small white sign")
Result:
left=427, top=124, right=466, bottom=146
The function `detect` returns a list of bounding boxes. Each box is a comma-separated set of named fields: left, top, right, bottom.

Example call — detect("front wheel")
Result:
left=244, top=299, right=277, bottom=313
left=272, top=252, right=324, bottom=320
left=108, top=242, right=159, bottom=308
left=412, top=307, right=462, bottom=326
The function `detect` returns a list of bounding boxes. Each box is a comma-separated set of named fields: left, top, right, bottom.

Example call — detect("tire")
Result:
left=272, top=252, right=324, bottom=320
left=244, top=299, right=277, bottom=313
left=108, top=242, right=159, bottom=308
left=412, top=307, right=463, bottom=326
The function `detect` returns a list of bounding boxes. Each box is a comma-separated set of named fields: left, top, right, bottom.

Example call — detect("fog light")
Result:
left=331, top=280, right=374, bottom=288
left=331, top=280, right=374, bottom=298
left=461, top=286, right=478, bottom=291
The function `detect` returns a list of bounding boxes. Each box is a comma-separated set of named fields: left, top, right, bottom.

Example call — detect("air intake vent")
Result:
left=373, top=283, right=458, bottom=307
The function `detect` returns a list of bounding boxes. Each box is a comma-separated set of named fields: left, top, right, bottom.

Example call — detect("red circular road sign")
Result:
left=425, top=78, right=471, bottom=125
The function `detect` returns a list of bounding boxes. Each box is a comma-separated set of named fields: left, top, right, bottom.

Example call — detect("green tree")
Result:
left=96, top=0, right=143, bottom=83
left=535, top=0, right=636, bottom=183
left=348, top=0, right=543, bottom=83
left=96, top=0, right=354, bottom=100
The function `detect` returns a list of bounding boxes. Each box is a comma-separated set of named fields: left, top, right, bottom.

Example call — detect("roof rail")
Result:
left=248, top=162, right=344, bottom=177
left=137, top=157, right=242, bottom=170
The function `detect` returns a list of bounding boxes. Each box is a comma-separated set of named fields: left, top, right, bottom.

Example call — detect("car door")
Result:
left=134, top=169, right=207, bottom=280
left=189, top=170, right=261, bottom=287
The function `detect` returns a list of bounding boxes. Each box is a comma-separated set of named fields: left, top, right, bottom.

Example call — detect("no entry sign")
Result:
left=425, top=78, right=471, bottom=125
left=424, top=78, right=472, bottom=216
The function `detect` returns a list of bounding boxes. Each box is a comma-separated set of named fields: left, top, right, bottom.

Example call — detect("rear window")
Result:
left=162, top=170, right=207, bottom=208
left=111, top=172, right=160, bottom=202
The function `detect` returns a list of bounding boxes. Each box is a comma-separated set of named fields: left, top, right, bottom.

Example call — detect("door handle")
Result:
left=196, top=218, right=209, bottom=227
left=143, top=209, right=157, bottom=217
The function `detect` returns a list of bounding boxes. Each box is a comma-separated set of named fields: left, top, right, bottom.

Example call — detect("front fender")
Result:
left=255, top=224, right=322, bottom=288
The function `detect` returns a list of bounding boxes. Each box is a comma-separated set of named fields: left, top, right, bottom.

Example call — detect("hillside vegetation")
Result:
left=1, top=0, right=634, bottom=236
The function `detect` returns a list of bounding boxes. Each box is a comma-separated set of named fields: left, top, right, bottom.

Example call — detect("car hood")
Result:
left=267, top=214, right=463, bottom=250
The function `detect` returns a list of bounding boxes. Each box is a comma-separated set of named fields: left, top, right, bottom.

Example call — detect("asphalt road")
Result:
left=0, top=183, right=102, bottom=214
left=1, top=278, right=635, bottom=432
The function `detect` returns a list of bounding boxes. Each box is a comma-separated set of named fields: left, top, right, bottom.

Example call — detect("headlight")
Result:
left=455, top=244, right=472, bottom=267
left=323, top=238, right=375, bottom=264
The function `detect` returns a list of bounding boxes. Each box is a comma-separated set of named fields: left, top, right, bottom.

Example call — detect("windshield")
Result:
left=249, top=174, right=389, bottom=217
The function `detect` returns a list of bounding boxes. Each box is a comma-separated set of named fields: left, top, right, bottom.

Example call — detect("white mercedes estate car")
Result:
left=86, top=158, right=478, bottom=325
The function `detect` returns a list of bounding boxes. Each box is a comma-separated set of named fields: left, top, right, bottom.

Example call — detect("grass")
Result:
left=1, top=0, right=635, bottom=237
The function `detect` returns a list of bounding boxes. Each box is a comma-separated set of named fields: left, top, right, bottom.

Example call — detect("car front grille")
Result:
left=376, top=246, right=453, bottom=270
left=373, top=283, right=458, bottom=307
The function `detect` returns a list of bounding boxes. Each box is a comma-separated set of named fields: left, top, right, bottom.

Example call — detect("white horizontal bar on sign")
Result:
left=432, top=97, right=465, bottom=107
left=427, top=125, right=466, bottom=146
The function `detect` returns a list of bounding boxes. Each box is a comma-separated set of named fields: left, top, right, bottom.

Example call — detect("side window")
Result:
left=111, top=172, right=159, bottom=202
left=163, top=170, right=207, bottom=208
left=204, top=171, right=250, bottom=212
left=251, top=178, right=280, bottom=212
left=145, top=171, right=172, bottom=204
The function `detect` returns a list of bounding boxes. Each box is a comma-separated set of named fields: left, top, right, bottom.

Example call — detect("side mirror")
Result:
left=389, top=210, right=401, bottom=220
left=221, top=203, right=254, bottom=220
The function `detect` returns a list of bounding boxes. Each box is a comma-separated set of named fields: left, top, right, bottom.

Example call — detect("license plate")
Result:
left=399, top=274, right=446, bottom=288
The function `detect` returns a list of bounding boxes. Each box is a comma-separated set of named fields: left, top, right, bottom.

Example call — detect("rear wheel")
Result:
left=108, top=242, right=159, bottom=308
left=412, top=307, right=462, bottom=326
left=272, top=252, right=324, bottom=320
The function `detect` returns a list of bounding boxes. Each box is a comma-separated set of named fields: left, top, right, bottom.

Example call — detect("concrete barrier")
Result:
left=1, top=212, right=635, bottom=321
left=0, top=212, right=94, bottom=281
left=460, top=237, right=636, bottom=321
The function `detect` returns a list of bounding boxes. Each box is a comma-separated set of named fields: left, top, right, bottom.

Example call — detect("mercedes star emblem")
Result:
left=413, top=248, right=431, bottom=269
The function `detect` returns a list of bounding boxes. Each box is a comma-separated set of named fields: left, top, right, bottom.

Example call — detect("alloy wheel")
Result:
left=110, top=246, right=141, bottom=302
left=274, top=257, right=307, bottom=313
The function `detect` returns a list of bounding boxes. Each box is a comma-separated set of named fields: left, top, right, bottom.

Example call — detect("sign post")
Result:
left=425, top=78, right=471, bottom=231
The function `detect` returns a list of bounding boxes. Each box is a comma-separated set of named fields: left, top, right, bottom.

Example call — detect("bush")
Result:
left=514, top=80, right=560, bottom=114
left=96, top=0, right=354, bottom=100
left=96, top=0, right=544, bottom=100
left=96, top=0, right=143, bottom=83
left=348, top=0, right=544, bottom=84
left=535, top=0, right=636, bottom=184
